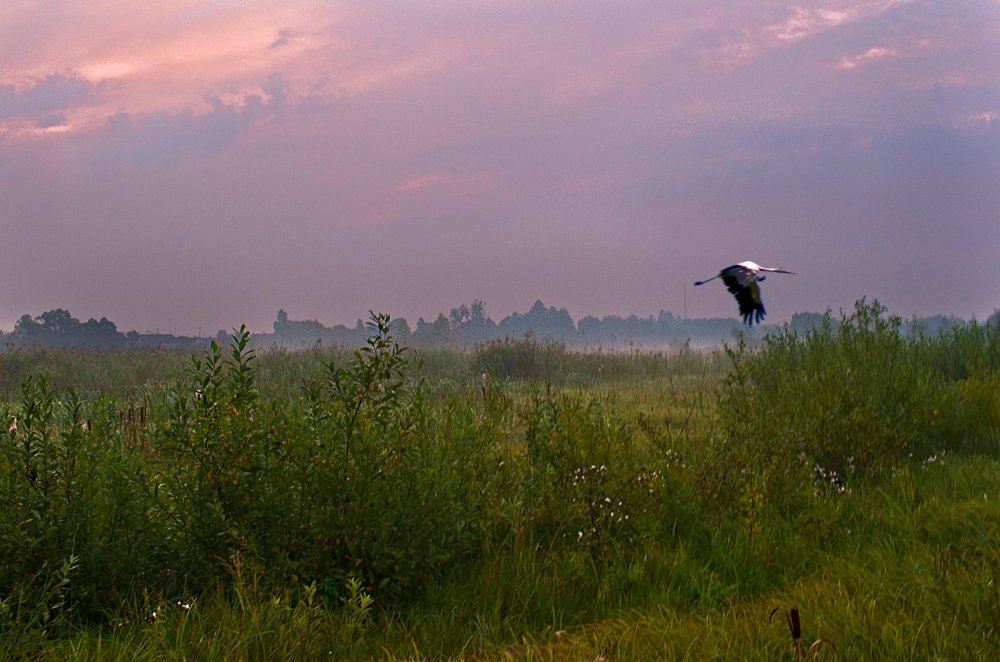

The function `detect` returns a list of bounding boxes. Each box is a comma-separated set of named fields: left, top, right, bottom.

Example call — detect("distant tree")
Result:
left=498, top=300, right=576, bottom=343
left=450, top=299, right=497, bottom=344
left=11, top=309, right=89, bottom=347
left=788, top=311, right=830, bottom=335
left=40, top=308, right=81, bottom=338
left=388, top=317, right=411, bottom=343
left=989, top=310, right=1000, bottom=326
left=274, top=319, right=325, bottom=346
left=577, top=314, right=618, bottom=345
left=413, top=313, right=453, bottom=346
left=577, top=315, right=600, bottom=334
left=657, top=310, right=679, bottom=336
left=909, top=314, right=964, bottom=336
left=12, top=314, right=44, bottom=345
left=80, top=317, right=126, bottom=348
left=576, top=310, right=688, bottom=347
left=431, top=313, right=451, bottom=338
left=470, top=299, right=486, bottom=323
left=449, top=304, right=470, bottom=329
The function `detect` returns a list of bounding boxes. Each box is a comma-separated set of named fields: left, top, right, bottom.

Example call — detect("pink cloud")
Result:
left=763, top=1, right=907, bottom=42
left=836, top=45, right=897, bottom=69
left=0, top=1, right=998, bottom=333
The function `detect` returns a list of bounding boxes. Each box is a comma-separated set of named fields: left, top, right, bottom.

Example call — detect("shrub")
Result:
left=0, top=373, right=164, bottom=614
left=152, top=315, right=494, bottom=602
left=718, top=299, right=1000, bottom=515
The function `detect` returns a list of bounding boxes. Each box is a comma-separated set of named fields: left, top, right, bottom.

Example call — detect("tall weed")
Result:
left=153, top=315, right=494, bottom=602
left=719, top=299, right=1000, bottom=514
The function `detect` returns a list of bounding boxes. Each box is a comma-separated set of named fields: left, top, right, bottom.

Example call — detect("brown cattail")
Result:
left=789, top=606, right=801, bottom=640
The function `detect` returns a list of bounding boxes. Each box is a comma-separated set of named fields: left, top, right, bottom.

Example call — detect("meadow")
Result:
left=1, top=299, right=999, bottom=660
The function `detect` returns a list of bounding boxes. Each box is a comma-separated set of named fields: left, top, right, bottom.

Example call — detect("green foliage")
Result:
left=2, top=301, right=1000, bottom=659
left=0, top=375, right=160, bottom=621
left=0, top=554, right=78, bottom=660
left=274, top=313, right=489, bottom=598
left=151, top=315, right=494, bottom=602
left=719, top=299, right=1000, bottom=510
left=471, top=336, right=569, bottom=380
left=155, top=325, right=278, bottom=583
left=470, top=335, right=728, bottom=386
left=520, top=390, right=692, bottom=560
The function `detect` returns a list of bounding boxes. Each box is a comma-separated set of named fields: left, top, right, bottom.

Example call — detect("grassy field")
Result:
left=1, top=300, right=998, bottom=660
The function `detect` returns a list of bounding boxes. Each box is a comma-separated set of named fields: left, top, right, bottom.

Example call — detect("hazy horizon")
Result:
left=3, top=1, right=998, bottom=336
left=0, top=294, right=987, bottom=340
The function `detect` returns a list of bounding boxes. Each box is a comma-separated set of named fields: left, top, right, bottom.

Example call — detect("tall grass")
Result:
left=1, top=301, right=998, bottom=659
left=719, top=299, right=1000, bottom=502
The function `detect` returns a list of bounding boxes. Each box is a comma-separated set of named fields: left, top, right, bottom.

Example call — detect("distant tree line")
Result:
left=274, top=299, right=1000, bottom=350
left=0, top=308, right=212, bottom=350
left=2, top=303, right=995, bottom=352
left=271, top=299, right=738, bottom=349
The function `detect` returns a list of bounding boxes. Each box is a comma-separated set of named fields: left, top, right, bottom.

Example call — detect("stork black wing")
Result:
left=720, top=272, right=766, bottom=326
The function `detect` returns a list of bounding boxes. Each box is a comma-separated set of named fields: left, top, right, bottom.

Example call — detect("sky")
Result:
left=1, top=0, right=998, bottom=336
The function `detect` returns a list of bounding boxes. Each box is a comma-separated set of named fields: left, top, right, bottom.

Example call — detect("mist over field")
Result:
left=2, top=297, right=993, bottom=354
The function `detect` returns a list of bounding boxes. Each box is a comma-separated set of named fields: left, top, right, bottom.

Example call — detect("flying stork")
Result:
left=693, top=261, right=795, bottom=326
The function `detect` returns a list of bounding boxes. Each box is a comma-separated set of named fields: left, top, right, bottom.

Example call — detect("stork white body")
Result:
left=693, top=261, right=795, bottom=326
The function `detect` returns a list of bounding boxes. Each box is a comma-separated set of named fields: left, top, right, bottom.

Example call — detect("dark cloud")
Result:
left=0, top=73, right=105, bottom=119
left=270, top=28, right=294, bottom=49
left=36, top=113, right=67, bottom=128
left=101, top=82, right=288, bottom=165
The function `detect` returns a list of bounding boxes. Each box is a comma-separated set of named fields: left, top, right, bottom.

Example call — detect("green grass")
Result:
left=1, top=303, right=999, bottom=660
left=27, top=456, right=1000, bottom=660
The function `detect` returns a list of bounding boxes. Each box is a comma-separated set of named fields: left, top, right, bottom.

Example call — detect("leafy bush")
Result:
left=154, top=325, right=281, bottom=586
left=152, top=315, right=494, bottom=602
left=0, top=375, right=162, bottom=624
left=718, top=299, right=1000, bottom=511
left=272, top=313, right=490, bottom=599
